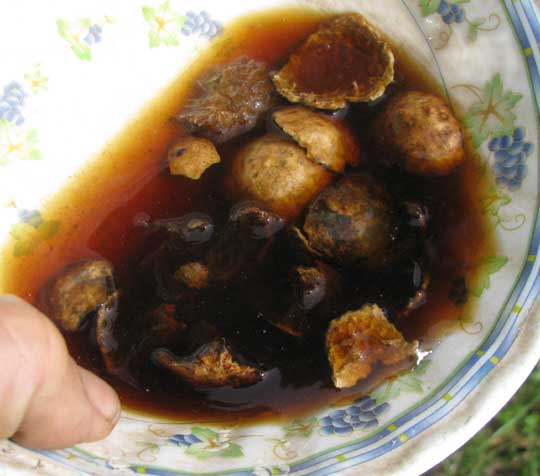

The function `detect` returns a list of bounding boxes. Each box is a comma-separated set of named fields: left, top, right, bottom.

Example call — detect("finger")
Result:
left=0, top=294, right=121, bottom=449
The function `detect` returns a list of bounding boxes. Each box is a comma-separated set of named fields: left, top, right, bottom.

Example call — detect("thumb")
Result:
left=0, top=294, right=121, bottom=449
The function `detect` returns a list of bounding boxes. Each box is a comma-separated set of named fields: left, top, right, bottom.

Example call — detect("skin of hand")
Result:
left=0, top=294, right=120, bottom=449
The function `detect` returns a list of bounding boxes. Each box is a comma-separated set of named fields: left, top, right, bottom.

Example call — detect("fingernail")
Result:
left=79, top=367, right=121, bottom=423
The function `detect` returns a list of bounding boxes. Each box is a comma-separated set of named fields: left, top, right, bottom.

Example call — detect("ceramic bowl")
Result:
left=1, top=1, right=540, bottom=475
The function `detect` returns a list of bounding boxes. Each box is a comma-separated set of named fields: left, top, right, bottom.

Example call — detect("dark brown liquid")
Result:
left=0, top=8, right=494, bottom=425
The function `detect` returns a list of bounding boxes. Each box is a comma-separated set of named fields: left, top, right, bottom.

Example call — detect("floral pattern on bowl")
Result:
left=1, top=1, right=540, bottom=475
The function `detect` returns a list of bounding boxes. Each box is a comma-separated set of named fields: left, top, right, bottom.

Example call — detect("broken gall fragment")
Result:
left=326, top=304, right=418, bottom=388
left=272, top=14, right=394, bottom=110
left=293, top=264, right=329, bottom=311
left=152, top=339, right=263, bottom=388
left=272, top=106, right=360, bottom=171
left=48, top=260, right=116, bottom=332
left=174, top=261, right=210, bottom=289
left=168, top=136, right=220, bottom=180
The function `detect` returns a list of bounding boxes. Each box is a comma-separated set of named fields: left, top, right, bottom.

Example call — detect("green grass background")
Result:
left=425, top=365, right=540, bottom=476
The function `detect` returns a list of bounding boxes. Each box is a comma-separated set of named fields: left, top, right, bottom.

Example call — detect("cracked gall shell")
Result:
left=272, top=14, right=394, bottom=110
left=326, top=304, right=418, bottom=388
left=48, top=260, right=116, bottom=332
left=152, top=339, right=263, bottom=388
left=168, top=136, right=220, bottom=180
left=272, top=106, right=360, bottom=171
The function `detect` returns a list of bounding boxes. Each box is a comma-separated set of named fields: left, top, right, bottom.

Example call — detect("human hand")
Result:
left=0, top=294, right=120, bottom=449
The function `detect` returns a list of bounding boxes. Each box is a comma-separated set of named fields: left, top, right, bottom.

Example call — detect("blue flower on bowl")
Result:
left=437, top=0, right=465, bottom=24
left=183, top=11, right=222, bottom=39
left=489, top=127, right=534, bottom=191
left=170, top=432, right=203, bottom=447
left=319, top=397, right=390, bottom=436
left=0, top=82, right=27, bottom=126
left=84, top=24, right=103, bottom=45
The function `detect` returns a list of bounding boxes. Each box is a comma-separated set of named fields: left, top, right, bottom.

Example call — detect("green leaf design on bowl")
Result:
left=463, top=74, right=523, bottom=148
left=470, top=256, right=509, bottom=297
left=9, top=217, right=60, bottom=257
left=283, top=417, right=318, bottom=439
left=420, top=0, right=442, bottom=16
left=142, top=1, right=188, bottom=48
left=57, top=19, right=93, bottom=60
left=372, top=359, right=432, bottom=402
left=24, top=64, right=49, bottom=94
left=0, top=119, right=42, bottom=166
left=184, top=427, right=244, bottom=459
